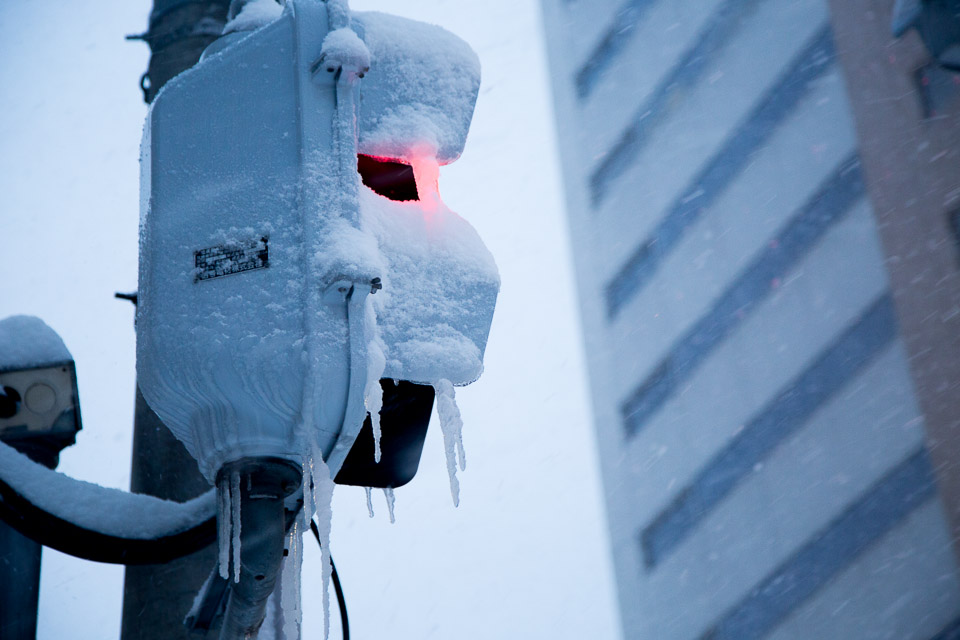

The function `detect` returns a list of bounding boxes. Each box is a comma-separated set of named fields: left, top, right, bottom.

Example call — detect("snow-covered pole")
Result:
left=215, top=458, right=301, bottom=640
left=122, top=2, right=231, bottom=638
left=0, top=316, right=82, bottom=640
left=127, top=0, right=231, bottom=103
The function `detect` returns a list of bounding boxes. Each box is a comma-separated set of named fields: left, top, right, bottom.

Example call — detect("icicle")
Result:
left=231, top=471, right=242, bottom=583
left=365, top=486, right=374, bottom=518
left=455, top=417, right=467, bottom=473
left=260, top=586, right=284, bottom=640
left=310, top=452, right=336, bottom=640
left=281, top=520, right=303, bottom=640
left=218, top=479, right=230, bottom=579
left=364, top=298, right=387, bottom=463
left=302, top=453, right=316, bottom=522
left=434, top=379, right=465, bottom=507
left=383, top=487, right=396, bottom=524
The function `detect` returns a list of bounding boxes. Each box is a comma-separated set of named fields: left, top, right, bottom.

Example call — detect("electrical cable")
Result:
left=0, top=475, right=216, bottom=564
left=309, top=518, right=350, bottom=640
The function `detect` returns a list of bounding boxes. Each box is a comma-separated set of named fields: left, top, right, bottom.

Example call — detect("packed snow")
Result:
left=319, top=27, right=371, bottom=74
left=222, top=0, right=283, bottom=35
left=0, top=315, right=72, bottom=370
left=353, top=12, right=481, bottom=164
left=0, top=440, right=214, bottom=538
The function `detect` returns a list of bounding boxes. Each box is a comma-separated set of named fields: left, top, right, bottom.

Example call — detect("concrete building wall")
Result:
left=541, top=0, right=960, bottom=637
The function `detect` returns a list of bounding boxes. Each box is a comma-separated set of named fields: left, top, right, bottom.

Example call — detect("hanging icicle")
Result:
left=434, top=378, right=466, bottom=506
left=383, top=487, right=396, bottom=524
left=365, top=486, right=375, bottom=518
left=230, top=470, right=242, bottom=583
left=218, top=478, right=230, bottom=579
left=281, top=520, right=303, bottom=640
left=364, top=297, right=387, bottom=463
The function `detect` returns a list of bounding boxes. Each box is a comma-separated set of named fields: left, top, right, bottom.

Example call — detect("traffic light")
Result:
left=137, top=0, right=498, bottom=487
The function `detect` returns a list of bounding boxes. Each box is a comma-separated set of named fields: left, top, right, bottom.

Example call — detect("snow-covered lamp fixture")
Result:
left=0, top=316, right=81, bottom=468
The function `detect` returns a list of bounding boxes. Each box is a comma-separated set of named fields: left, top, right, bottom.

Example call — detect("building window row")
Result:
left=604, top=25, right=836, bottom=319
left=639, top=293, right=898, bottom=569
left=697, top=446, right=937, bottom=640
left=621, top=155, right=865, bottom=440
left=588, top=0, right=765, bottom=206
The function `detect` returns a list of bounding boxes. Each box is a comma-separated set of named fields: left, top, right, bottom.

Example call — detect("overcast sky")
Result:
left=0, top=1, right=621, bottom=638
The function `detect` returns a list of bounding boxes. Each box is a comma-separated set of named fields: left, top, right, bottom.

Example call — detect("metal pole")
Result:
left=0, top=499, right=42, bottom=640
left=0, top=384, right=79, bottom=640
left=121, top=3, right=231, bottom=636
left=120, top=389, right=218, bottom=639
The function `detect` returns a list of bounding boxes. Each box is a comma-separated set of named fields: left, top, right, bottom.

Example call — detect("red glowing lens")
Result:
left=357, top=155, right=418, bottom=201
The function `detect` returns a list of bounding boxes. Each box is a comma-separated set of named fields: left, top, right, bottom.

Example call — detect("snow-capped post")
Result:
left=123, top=3, right=236, bottom=639
left=0, top=316, right=82, bottom=640
left=135, top=0, right=498, bottom=634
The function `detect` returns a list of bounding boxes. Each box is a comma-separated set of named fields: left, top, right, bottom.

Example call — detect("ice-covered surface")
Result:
left=354, top=11, right=481, bottom=164
left=222, top=0, right=283, bottom=34
left=0, top=315, right=72, bottom=370
left=0, top=440, right=214, bottom=538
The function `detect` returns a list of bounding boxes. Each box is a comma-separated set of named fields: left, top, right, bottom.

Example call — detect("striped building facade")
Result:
left=541, top=0, right=960, bottom=638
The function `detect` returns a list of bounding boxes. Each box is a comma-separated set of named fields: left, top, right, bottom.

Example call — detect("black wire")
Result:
left=309, top=518, right=350, bottom=640
left=0, top=476, right=215, bottom=565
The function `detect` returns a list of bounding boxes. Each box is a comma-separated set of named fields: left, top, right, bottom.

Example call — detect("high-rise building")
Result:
left=541, top=0, right=960, bottom=637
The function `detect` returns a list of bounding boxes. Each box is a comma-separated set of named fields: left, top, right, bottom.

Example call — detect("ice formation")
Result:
left=364, top=300, right=387, bottom=463
left=281, top=520, right=303, bottom=640
left=383, top=486, right=396, bottom=524
left=218, top=484, right=230, bottom=579
left=301, top=451, right=336, bottom=639
left=365, top=486, right=375, bottom=518
left=434, top=379, right=466, bottom=507
left=231, top=471, right=242, bottom=583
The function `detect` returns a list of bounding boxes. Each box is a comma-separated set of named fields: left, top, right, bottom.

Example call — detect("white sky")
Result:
left=0, top=1, right=621, bottom=638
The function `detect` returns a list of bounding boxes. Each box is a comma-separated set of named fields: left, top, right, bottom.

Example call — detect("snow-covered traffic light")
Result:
left=137, top=0, right=498, bottom=489
left=137, top=1, right=498, bottom=632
